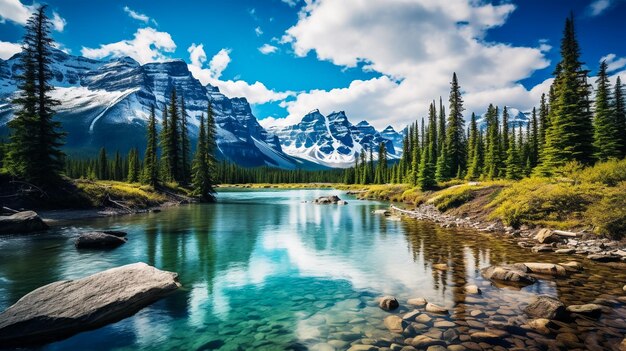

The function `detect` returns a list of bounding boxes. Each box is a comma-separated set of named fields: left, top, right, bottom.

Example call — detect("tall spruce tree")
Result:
left=445, top=72, right=466, bottom=177
left=418, top=102, right=437, bottom=189
left=192, top=114, right=213, bottom=200
left=593, top=60, right=621, bottom=161
left=614, top=77, right=626, bottom=157
left=179, top=95, right=191, bottom=184
left=127, top=148, right=140, bottom=182
left=7, top=6, right=65, bottom=185
left=501, top=106, right=510, bottom=163
left=375, top=142, right=388, bottom=184
left=205, top=101, right=218, bottom=198
left=537, top=14, right=594, bottom=175
left=529, top=107, right=539, bottom=168
left=505, top=127, right=522, bottom=180
left=166, top=87, right=181, bottom=182
left=142, top=105, right=159, bottom=186
left=465, top=113, right=481, bottom=180
left=438, top=96, right=445, bottom=156
left=484, top=104, right=500, bottom=179
left=159, top=105, right=171, bottom=181
left=96, top=147, right=107, bottom=180
left=538, top=93, right=549, bottom=152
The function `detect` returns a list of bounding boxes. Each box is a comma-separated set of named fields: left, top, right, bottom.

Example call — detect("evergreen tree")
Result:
left=537, top=14, right=594, bottom=175
left=142, top=105, right=159, bottom=186
left=204, top=101, right=218, bottom=198
left=375, top=142, right=388, bottom=184
left=192, top=114, right=213, bottom=200
left=179, top=95, right=191, bottom=184
left=500, top=106, right=509, bottom=173
left=166, top=87, right=181, bottom=182
left=113, top=151, right=123, bottom=180
left=359, top=152, right=367, bottom=184
left=418, top=102, right=437, bottom=189
left=96, top=147, right=107, bottom=180
left=353, top=154, right=360, bottom=184
left=410, top=134, right=419, bottom=186
left=593, top=60, right=621, bottom=161
left=7, top=6, right=64, bottom=185
left=484, top=104, right=500, bottom=179
left=435, top=143, right=450, bottom=182
left=445, top=73, right=466, bottom=177
left=127, top=148, right=140, bottom=183
left=505, top=128, right=522, bottom=180
left=614, top=77, right=626, bottom=157
left=159, top=105, right=171, bottom=181
left=529, top=107, right=539, bottom=168
left=438, top=96, right=445, bottom=156
left=538, top=93, right=549, bottom=151
left=465, top=113, right=481, bottom=180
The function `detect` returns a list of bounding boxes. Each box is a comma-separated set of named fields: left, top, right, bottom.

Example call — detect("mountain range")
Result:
left=0, top=49, right=404, bottom=169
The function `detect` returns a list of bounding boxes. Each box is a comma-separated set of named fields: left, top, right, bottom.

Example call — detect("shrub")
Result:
left=586, top=182, right=626, bottom=238
left=488, top=177, right=603, bottom=228
left=579, top=158, right=626, bottom=186
left=430, top=184, right=478, bottom=212
left=401, top=187, right=426, bottom=205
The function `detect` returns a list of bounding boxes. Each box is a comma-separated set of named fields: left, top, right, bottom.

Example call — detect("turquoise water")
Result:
left=0, top=189, right=625, bottom=350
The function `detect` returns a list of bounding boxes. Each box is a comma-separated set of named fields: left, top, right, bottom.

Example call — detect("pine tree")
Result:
left=538, top=93, right=549, bottom=152
left=465, top=113, right=481, bottom=180
left=435, top=143, right=450, bottom=182
left=529, top=107, right=539, bottom=168
left=113, top=151, right=122, bottom=180
left=410, top=135, right=419, bottom=186
left=537, top=14, right=594, bottom=175
left=484, top=104, right=500, bottom=179
left=614, top=77, right=626, bottom=158
left=167, top=87, right=181, bottom=182
left=96, top=147, right=107, bottom=180
left=438, top=96, right=445, bottom=156
left=593, top=60, right=621, bottom=161
left=501, top=106, right=510, bottom=162
left=159, top=105, right=171, bottom=181
left=505, top=128, right=522, bottom=180
left=445, top=73, right=466, bottom=177
left=7, top=6, right=64, bottom=185
left=192, top=114, right=213, bottom=200
left=142, top=105, right=159, bottom=186
left=418, top=102, right=437, bottom=189
left=179, top=95, right=191, bottom=184
left=375, top=142, right=388, bottom=184
left=127, top=148, right=140, bottom=182
left=204, top=101, right=218, bottom=198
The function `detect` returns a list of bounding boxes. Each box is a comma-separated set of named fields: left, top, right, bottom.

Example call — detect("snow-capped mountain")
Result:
left=0, top=49, right=307, bottom=169
left=476, top=107, right=530, bottom=130
left=267, top=110, right=404, bottom=168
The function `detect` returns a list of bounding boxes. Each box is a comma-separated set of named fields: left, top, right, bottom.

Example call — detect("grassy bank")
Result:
left=337, top=159, right=626, bottom=239
left=1, top=174, right=193, bottom=212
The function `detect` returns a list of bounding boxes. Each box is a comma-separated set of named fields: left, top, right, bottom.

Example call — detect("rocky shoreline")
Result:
left=387, top=203, right=626, bottom=263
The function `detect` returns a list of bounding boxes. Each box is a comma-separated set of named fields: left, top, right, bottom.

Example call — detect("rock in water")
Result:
left=0, top=262, right=180, bottom=346
left=534, top=228, right=560, bottom=244
left=425, top=303, right=448, bottom=314
left=566, top=304, right=602, bottom=317
left=378, top=296, right=399, bottom=311
left=75, top=231, right=127, bottom=249
left=383, top=315, right=406, bottom=333
left=523, top=262, right=568, bottom=277
left=0, top=211, right=48, bottom=234
left=313, top=195, right=341, bottom=204
left=524, top=295, right=566, bottom=320
left=480, top=264, right=536, bottom=285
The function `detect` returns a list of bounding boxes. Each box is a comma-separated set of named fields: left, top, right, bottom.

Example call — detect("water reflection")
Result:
left=0, top=189, right=624, bottom=350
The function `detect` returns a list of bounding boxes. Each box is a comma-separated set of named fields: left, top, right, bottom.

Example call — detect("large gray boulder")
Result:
left=75, top=231, right=127, bottom=249
left=313, top=195, right=342, bottom=204
left=0, top=211, right=48, bottom=234
left=524, top=295, right=566, bottom=320
left=480, top=264, right=536, bottom=285
left=0, top=262, right=180, bottom=346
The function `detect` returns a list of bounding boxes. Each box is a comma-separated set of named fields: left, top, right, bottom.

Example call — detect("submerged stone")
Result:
left=0, top=211, right=48, bottom=234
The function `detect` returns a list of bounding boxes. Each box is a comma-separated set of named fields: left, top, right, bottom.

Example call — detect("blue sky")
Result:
left=1, top=0, right=625, bottom=129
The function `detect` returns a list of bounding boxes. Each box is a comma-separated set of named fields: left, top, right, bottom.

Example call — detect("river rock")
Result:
left=464, top=284, right=481, bottom=294
left=75, top=231, right=127, bottom=249
left=480, top=264, right=536, bottom=285
left=378, top=296, right=399, bottom=311
left=410, top=335, right=445, bottom=348
left=100, top=230, right=127, bottom=237
left=524, top=295, right=566, bottom=320
left=535, top=228, right=561, bottom=244
left=623, top=285, right=626, bottom=292
left=587, top=254, right=620, bottom=262
left=347, top=345, right=379, bottom=351
left=0, top=262, right=180, bottom=345
left=0, top=211, right=48, bottom=234
left=425, top=303, right=448, bottom=314
left=559, top=261, right=583, bottom=272
left=531, top=244, right=554, bottom=253
left=525, top=318, right=554, bottom=335
left=566, top=304, right=602, bottom=317
left=314, top=195, right=342, bottom=204
left=523, top=262, right=568, bottom=277
left=407, top=297, right=427, bottom=307
left=555, top=248, right=575, bottom=254
left=384, top=315, right=407, bottom=333
left=337, top=200, right=348, bottom=205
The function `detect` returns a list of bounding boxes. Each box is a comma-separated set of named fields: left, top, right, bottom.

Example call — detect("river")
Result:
left=0, top=189, right=624, bottom=350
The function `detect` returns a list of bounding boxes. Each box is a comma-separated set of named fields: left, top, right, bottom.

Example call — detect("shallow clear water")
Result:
left=0, top=189, right=625, bottom=350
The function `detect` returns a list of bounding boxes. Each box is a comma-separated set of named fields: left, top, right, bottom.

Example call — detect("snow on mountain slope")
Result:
left=267, top=110, right=404, bottom=168
left=476, top=107, right=530, bottom=130
left=0, top=49, right=305, bottom=168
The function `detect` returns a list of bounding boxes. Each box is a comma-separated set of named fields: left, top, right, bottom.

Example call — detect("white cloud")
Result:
left=255, top=26, right=263, bottom=36
left=601, top=53, right=626, bottom=73
left=81, top=27, right=176, bottom=64
left=258, top=44, right=278, bottom=55
left=187, top=44, right=293, bottom=104
left=0, top=40, right=21, bottom=59
left=0, top=0, right=67, bottom=32
left=273, top=0, right=550, bottom=129
left=588, top=0, right=612, bottom=16
left=123, top=6, right=149, bottom=23
left=281, top=0, right=298, bottom=7
left=51, top=11, right=66, bottom=32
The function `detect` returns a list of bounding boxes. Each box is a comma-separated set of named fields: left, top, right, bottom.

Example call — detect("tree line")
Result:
left=344, top=14, right=626, bottom=188
left=216, top=161, right=344, bottom=184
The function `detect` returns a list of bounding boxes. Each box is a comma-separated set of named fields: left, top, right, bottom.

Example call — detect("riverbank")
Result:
left=1, top=177, right=195, bottom=225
